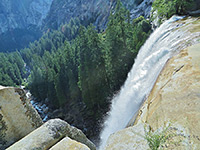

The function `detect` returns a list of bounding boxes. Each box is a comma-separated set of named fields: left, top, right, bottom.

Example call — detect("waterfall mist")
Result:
left=99, top=16, right=189, bottom=150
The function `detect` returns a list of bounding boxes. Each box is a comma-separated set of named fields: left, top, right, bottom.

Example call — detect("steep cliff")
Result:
left=104, top=17, right=200, bottom=149
left=0, top=0, right=53, bottom=52
left=0, top=0, right=153, bottom=34
left=43, top=0, right=153, bottom=30
left=0, top=0, right=53, bottom=34
left=133, top=41, right=200, bottom=149
left=0, top=0, right=153, bottom=52
left=0, top=86, right=43, bottom=149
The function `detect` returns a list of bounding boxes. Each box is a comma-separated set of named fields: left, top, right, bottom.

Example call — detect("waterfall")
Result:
left=99, top=16, right=189, bottom=149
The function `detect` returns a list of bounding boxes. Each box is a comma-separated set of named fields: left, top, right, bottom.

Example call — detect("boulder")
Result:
left=50, top=137, right=90, bottom=150
left=7, top=118, right=96, bottom=150
left=104, top=123, right=149, bottom=150
left=0, top=86, right=43, bottom=149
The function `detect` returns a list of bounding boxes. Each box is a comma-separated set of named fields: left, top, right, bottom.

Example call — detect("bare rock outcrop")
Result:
left=50, top=137, right=90, bottom=150
left=7, top=118, right=96, bottom=150
left=104, top=17, right=200, bottom=149
left=0, top=86, right=43, bottom=149
left=105, top=123, right=149, bottom=150
left=0, top=86, right=96, bottom=150
left=133, top=43, right=200, bottom=149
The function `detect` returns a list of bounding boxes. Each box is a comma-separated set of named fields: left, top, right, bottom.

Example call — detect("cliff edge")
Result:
left=0, top=86, right=43, bottom=149
left=0, top=86, right=96, bottom=150
left=104, top=17, right=200, bottom=149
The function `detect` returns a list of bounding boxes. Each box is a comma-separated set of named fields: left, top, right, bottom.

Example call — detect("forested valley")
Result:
left=1, top=0, right=197, bottom=142
left=0, top=1, right=151, bottom=140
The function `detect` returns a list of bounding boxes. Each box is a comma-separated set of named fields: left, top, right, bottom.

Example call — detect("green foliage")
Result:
left=145, top=125, right=172, bottom=150
left=61, top=18, right=81, bottom=40
left=77, top=25, right=108, bottom=108
left=0, top=52, right=25, bottom=86
left=152, top=0, right=195, bottom=22
left=105, top=1, right=151, bottom=91
left=0, top=27, right=41, bottom=53
left=1, top=0, right=152, bottom=139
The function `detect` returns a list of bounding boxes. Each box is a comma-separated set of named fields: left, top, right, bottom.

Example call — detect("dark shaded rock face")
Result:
left=188, top=0, right=200, bottom=16
left=0, top=0, right=53, bottom=34
left=42, top=0, right=113, bottom=30
left=0, top=0, right=153, bottom=52
left=0, top=0, right=153, bottom=35
left=43, top=0, right=153, bottom=30
left=0, top=0, right=53, bottom=52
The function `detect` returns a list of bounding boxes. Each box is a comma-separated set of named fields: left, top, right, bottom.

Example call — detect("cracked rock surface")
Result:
left=0, top=86, right=43, bottom=149
left=134, top=43, right=200, bottom=149
left=7, top=119, right=96, bottom=150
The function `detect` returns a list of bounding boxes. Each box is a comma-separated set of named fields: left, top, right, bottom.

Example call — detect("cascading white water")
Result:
left=99, top=16, right=191, bottom=149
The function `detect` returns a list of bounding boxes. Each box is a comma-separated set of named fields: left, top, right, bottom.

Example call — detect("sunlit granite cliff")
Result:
left=103, top=17, right=200, bottom=150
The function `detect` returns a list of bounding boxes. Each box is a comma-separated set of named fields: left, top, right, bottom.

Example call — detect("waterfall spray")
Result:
left=99, top=16, right=189, bottom=150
